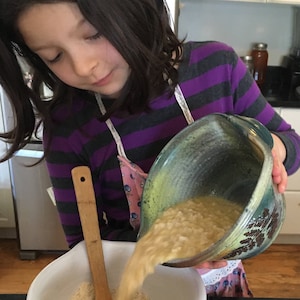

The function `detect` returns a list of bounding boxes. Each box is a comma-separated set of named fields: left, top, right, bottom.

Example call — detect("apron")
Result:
left=95, top=86, right=253, bottom=298
left=95, top=85, right=193, bottom=230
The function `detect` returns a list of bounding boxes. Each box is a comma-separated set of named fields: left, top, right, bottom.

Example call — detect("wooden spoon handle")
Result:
left=71, top=166, right=112, bottom=300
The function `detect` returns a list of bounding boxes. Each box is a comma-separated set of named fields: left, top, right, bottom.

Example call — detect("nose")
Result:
left=71, top=48, right=98, bottom=77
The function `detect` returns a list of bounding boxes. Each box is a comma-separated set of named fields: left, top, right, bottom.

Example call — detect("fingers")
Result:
left=272, top=150, right=287, bottom=194
left=195, top=260, right=228, bottom=269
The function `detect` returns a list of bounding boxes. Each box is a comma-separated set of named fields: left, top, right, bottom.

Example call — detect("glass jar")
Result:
left=240, top=55, right=254, bottom=76
left=251, top=43, right=268, bottom=89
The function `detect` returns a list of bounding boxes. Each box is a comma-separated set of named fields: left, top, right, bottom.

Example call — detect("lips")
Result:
left=93, top=72, right=112, bottom=87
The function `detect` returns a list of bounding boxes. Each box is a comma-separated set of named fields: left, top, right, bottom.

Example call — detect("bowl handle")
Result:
left=225, top=114, right=274, bottom=149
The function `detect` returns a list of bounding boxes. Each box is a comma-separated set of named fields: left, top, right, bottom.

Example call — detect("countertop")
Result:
left=2, top=296, right=299, bottom=300
left=266, top=98, right=300, bottom=108
left=260, top=66, right=300, bottom=108
left=0, top=296, right=26, bottom=300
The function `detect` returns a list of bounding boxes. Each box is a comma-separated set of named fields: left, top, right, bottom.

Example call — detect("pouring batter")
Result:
left=1, top=0, right=300, bottom=297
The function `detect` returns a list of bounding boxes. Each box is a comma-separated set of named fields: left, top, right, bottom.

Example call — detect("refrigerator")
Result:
left=0, top=86, right=68, bottom=259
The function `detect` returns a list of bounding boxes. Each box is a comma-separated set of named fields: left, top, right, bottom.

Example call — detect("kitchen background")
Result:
left=178, top=0, right=294, bottom=66
left=1, top=0, right=300, bottom=254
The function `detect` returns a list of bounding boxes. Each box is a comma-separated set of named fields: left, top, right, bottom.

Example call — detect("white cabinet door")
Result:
left=280, top=108, right=300, bottom=191
left=279, top=191, right=300, bottom=234
left=286, top=170, right=300, bottom=191
left=268, top=0, right=300, bottom=4
left=274, top=107, right=300, bottom=243
left=280, top=108, right=300, bottom=138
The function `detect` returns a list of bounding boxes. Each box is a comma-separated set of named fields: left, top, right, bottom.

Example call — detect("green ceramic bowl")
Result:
left=138, top=113, right=285, bottom=267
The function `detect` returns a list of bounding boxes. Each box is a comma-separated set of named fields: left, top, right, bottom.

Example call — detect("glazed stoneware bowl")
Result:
left=26, top=240, right=206, bottom=300
left=138, top=113, right=285, bottom=267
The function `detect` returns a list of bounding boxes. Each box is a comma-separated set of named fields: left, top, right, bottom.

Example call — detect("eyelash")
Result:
left=87, top=32, right=102, bottom=41
left=47, top=54, right=62, bottom=64
left=45, top=32, right=102, bottom=64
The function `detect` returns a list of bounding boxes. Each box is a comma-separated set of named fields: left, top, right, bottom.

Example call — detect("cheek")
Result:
left=49, top=65, right=77, bottom=85
left=106, top=45, right=128, bottom=68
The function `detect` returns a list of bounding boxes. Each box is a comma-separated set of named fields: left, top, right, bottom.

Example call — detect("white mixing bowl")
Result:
left=27, top=240, right=206, bottom=300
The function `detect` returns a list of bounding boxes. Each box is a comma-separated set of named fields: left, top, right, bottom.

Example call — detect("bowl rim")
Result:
left=27, top=240, right=207, bottom=300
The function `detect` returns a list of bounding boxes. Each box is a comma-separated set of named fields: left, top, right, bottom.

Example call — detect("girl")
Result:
left=0, top=0, right=299, bottom=297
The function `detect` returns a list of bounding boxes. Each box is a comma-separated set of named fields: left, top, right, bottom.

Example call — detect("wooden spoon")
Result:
left=71, top=166, right=112, bottom=300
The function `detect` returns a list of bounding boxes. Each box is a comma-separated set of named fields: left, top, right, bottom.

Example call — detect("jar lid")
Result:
left=241, top=55, right=253, bottom=62
left=253, top=43, right=268, bottom=50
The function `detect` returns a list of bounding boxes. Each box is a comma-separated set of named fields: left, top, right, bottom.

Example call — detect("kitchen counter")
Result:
left=3, top=296, right=299, bottom=300
left=265, top=97, right=300, bottom=108
left=0, top=296, right=26, bottom=300
left=260, top=66, right=300, bottom=108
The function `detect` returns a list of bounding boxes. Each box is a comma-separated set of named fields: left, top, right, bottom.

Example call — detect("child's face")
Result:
left=17, top=3, right=131, bottom=98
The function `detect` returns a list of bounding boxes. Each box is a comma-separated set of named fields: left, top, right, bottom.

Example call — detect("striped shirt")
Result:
left=44, top=41, right=300, bottom=247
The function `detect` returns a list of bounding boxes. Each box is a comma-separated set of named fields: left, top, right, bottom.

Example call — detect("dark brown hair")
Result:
left=0, top=0, right=183, bottom=161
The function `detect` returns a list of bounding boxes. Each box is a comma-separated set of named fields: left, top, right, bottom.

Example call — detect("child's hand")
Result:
left=271, top=134, right=287, bottom=194
left=272, top=149, right=287, bottom=194
left=194, top=260, right=227, bottom=269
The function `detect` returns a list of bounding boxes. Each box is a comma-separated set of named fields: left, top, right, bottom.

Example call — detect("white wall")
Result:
left=178, top=1, right=295, bottom=65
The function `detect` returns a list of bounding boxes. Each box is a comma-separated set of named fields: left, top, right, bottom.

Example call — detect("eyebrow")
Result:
left=30, top=17, right=87, bottom=52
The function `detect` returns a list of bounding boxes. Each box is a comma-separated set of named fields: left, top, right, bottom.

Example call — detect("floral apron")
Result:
left=95, top=87, right=253, bottom=297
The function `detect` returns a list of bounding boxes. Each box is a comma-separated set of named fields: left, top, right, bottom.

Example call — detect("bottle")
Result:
left=240, top=55, right=254, bottom=76
left=251, top=43, right=268, bottom=89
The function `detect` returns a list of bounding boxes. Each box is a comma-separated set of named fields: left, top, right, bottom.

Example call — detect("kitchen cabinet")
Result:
left=280, top=108, right=300, bottom=191
left=268, top=0, right=300, bottom=4
left=11, top=144, right=68, bottom=259
left=278, top=191, right=300, bottom=234
left=275, top=107, right=300, bottom=244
